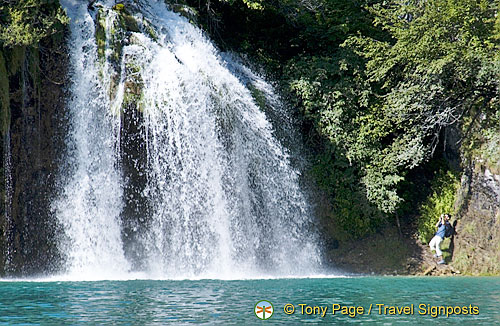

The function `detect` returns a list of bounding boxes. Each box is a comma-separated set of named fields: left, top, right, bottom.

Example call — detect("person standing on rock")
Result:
left=429, top=214, right=450, bottom=265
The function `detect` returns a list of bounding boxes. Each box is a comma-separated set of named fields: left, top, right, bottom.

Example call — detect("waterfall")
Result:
left=56, top=0, right=321, bottom=279
left=55, top=0, right=130, bottom=278
left=3, top=131, right=13, bottom=272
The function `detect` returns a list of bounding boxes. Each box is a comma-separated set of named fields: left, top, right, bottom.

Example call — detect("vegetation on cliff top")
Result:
left=0, top=0, right=68, bottom=47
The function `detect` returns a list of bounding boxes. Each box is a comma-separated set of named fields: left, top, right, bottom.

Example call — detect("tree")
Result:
left=0, top=0, right=68, bottom=47
left=291, top=0, right=500, bottom=216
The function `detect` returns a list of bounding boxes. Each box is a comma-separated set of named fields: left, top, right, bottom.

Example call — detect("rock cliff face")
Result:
left=452, top=163, right=500, bottom=275
left=0, top=32, right=69, bottom=275
left=92, top=2, right=152, bottom=271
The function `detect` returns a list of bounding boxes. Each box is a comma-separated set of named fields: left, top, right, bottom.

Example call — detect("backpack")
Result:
left=444, top=223, right=454, bottom=238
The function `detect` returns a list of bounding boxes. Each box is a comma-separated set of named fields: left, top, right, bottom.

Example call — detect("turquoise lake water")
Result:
left=0, top=277, right=498, bottom=325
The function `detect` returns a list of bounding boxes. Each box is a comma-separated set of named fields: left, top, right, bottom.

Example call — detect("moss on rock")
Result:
left=248, top=84, right=267, bottom=112
left=96, top=9, right=107, bottom=63
left=171, top=4, right=198, bottom=24
left=122, top=59, right=144, bottom=112
left=120, top=13, right=140, bottom=33
left=95, top=4, right=148, bottom=102
left=144, top=22, right=158, bottom=41
left=113, top=3, right=126, bottom=11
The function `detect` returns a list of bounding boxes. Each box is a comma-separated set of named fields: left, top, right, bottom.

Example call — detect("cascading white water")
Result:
left=3, top=132, right=13, bottom=272
left=54, top=0, right=130, bottom=278
left=55, top=0, right=321, bottom=279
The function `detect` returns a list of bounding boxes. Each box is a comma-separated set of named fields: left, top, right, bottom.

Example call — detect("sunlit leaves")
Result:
left=289, top=0, right=500, bottom=216
left=0, top=0, right=68, bottom=47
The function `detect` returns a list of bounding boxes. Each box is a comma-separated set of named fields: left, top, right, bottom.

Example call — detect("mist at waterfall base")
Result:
left=50, top=0, right=323, bottom=280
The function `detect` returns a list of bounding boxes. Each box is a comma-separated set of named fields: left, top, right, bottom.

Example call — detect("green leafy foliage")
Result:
left=287, top=0, right=500, bottom=216
left=187, top=0, right=500, bottom=237
left=0, top=0, right=68, bottom=47
left=311, top=152, right=385, bottom=238
left=418, top=169, right=460, bottom=244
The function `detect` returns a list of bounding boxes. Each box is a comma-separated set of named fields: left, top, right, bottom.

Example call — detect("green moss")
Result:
left=0, top=51, right=10, bottom=135
left=95, top=6, right=147, bottom=110
left=0, top=47, right=40, bottom=136
left=120, top=14, right=140, bottom=33
left=111, top=41, right=123, bottom=63
left=311, top=152, right=386, bottom=239
left=110, top=13, right=129, bottom=63
left=126, top=61, right=141, bottom=75
left=113, top=3, right=126, bottom=11
left=248, top=84, right=267, bottom=111
left=112, top=2, right=140, bottom=33
left=121, top=60, right=144, bottom=112
left=96, top=9, right=107, bottom=63
left=122, top=91, right=144, bottom=111
left=171, top=4, right=199, bottom=24
left=144, top=22, right=158, bottom=41
left=96, top=8, right=139, bottom=101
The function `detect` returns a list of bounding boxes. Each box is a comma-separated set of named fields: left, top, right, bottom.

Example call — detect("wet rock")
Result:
left=171, top=4, right=198, bottom=23
left=452, top=161, right=500, bottom=275
left=0, top=32, right=70, bottom=275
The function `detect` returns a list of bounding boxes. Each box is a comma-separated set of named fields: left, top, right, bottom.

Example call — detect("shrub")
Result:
left=418, top=169, right=459, bottom=243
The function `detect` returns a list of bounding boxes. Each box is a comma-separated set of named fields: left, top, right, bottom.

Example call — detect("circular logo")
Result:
left=254, top=300, right=274, bottom=320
